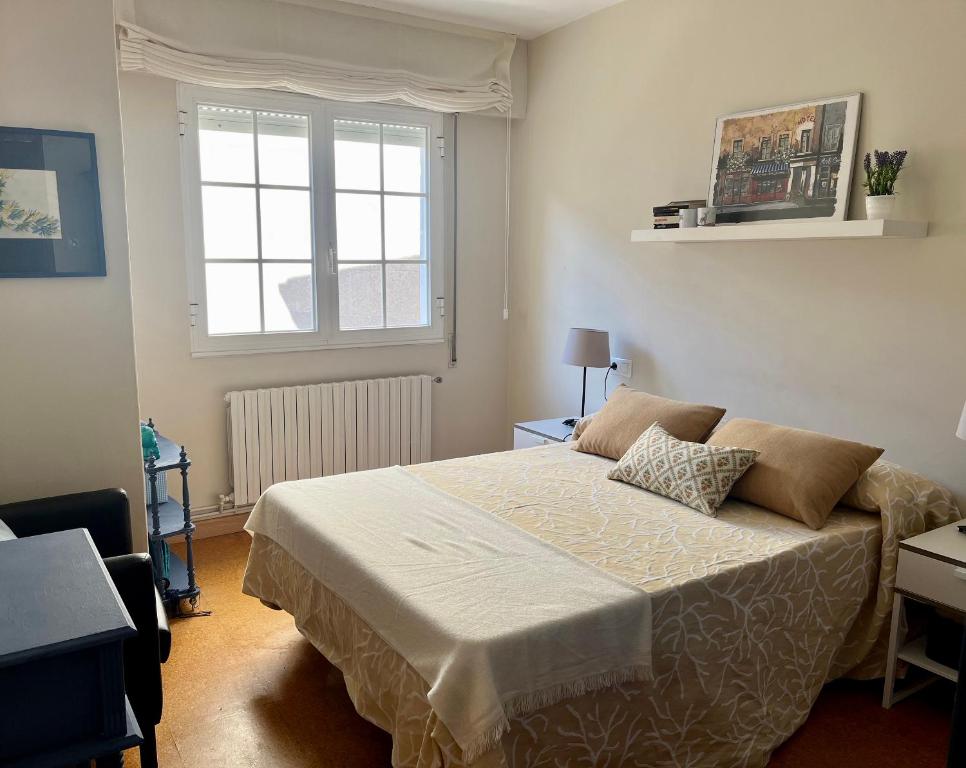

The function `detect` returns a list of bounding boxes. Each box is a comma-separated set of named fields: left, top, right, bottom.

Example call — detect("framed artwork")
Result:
left=0, top=127, right=106, bottom=277
left=707, top=93, right=862, bottom=224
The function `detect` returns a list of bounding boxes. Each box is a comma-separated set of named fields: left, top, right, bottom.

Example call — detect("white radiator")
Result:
left=226, top=375, right=433, bottom=506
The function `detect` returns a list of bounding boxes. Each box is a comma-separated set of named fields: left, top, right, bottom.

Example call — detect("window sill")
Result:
left=190, top=335, right=446, bottom=358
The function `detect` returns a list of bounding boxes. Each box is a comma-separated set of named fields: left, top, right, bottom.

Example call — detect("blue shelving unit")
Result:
left=144, top=419, right=200, bottom=613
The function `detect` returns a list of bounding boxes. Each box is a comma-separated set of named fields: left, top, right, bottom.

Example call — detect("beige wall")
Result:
left=511, top=0, right=966, bottom=501
left=120, top=72, right=509, bottom=509
left=0, top=0, right=146, bottom=545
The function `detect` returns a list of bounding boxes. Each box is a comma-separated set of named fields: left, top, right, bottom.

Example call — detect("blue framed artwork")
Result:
left=0, top=127, right=106, bottom=277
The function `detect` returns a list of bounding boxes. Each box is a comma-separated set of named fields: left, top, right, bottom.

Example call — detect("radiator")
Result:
left=225, top=375, right=433, bottom=506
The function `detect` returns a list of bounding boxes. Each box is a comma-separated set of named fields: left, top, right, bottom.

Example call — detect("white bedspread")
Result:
left=244, top=465, right=652, bottom=762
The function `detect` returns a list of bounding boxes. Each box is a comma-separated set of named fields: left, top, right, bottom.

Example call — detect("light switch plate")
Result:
left=612, top=357, right=632, bottom=378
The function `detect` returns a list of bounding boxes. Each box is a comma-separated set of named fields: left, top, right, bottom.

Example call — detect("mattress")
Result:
left=243, top=443, right=959, bottom=767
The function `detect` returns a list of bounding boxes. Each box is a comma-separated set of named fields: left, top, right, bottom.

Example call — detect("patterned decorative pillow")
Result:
left=608, top=422, right=759, bottom=517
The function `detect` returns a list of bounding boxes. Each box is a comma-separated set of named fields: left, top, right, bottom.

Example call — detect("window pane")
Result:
left=334, top=120, right=380, bottom=191
left=198, top=106, right=254, bottom=184
left=202, top=186, right=257, bottom=260
left=386, top=263, right=428, bottom=328
left=384, top=195, right=425, bottom=261
left=206, top=263, right=260, bottom=334
left=338, top=264, right=383, bottom=330
left=336, top=193, right=381, bottom=261
left=383, top=124, right=426, bottom=193
left=263, top=262, right=314, bottom=332
left=260, top=189, right=312, bottom=261
left=257, top=111, right=309, bottom=187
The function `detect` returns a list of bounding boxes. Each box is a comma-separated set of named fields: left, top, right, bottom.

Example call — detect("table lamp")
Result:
left=562, top=328, right=611, bottom=427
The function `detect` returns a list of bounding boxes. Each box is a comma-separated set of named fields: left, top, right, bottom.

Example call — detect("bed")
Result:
left=242, top=443, right=958, bottom=767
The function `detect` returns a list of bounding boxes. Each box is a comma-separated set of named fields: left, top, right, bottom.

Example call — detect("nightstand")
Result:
left=883, top=518, right=966, bottom=708
left=513, top=418, right=575, bottom=449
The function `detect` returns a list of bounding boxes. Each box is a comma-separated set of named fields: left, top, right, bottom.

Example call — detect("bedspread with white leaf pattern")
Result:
left=242, top=445, right=959, bottom=768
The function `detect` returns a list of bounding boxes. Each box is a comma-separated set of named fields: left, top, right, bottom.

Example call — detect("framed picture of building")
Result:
left=0, top=126, right=106, bottom=277
left=707, top=93, right=861, bottom=224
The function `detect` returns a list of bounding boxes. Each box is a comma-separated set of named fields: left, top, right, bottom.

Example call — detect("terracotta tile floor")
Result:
left=126, top=532, right=954, bottom=767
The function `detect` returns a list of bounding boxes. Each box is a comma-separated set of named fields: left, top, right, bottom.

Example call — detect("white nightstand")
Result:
left=883, top=518, right=966, bottom=708
left=512, top=418, right=575, bottom=450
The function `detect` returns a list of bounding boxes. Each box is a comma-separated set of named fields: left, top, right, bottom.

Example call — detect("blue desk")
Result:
left=0, top=529, right=142, bottom=766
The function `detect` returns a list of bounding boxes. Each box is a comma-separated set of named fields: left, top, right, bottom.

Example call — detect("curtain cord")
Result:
left=450, top=113, right=459, bottom=367
left=503, top=105, right=511, bottom=321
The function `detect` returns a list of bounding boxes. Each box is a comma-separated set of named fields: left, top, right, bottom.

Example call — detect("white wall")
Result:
left=510, top=0, right=966, bottom=502
left=120, top=72, right=510, bottom=509
left=0, top=0, right=146, bottom=545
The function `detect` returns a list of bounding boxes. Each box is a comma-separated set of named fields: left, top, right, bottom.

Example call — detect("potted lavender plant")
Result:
left=863, top=149, right=908, bottom=220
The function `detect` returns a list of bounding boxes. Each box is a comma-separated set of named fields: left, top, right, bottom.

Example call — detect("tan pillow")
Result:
left=571, top=411, right=596, bottom=441
left=575, top=385, right=726, bottom=461
left=840, top=477, right=880, bottom=513
left=608, top=423, right=759, bottom=517
left=707, top=418, right=884, bottom=529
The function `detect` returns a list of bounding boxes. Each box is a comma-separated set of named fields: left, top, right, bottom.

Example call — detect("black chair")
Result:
left=0, top=489, right=171, bottom=768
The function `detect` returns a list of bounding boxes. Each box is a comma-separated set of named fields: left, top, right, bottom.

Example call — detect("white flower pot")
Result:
left=865, top=194, right=897, bottom=220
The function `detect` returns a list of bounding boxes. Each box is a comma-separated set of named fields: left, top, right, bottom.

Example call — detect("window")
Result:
left=759, top=137, right=771, bottom=160
left=333, top=120, right=429, bottom=331
left=732, top=139, right=743, bottom=154
left=822, top=124, right=842, bottom=152
left=778, top=133, right=790, bottom=154
left=799, top=128, right=811, bottom=154
left=197, top=106, right=314, bottom=336
left=817, top=165, right=832, bottom=195
left=180, top=86, right=446, bottom=355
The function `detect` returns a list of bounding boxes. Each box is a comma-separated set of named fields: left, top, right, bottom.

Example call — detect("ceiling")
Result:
left=329, top=0, right=625, bottom=38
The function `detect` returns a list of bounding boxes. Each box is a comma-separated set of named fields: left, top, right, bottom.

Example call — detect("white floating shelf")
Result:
left=631, top=219, right=928, bottom=243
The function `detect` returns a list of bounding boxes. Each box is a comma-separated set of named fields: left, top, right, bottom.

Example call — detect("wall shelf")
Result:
left=631, top=219, right=928, bottom=243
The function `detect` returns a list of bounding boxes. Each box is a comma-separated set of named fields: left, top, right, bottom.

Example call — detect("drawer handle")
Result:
left=956, top=567, right=966, bottom=581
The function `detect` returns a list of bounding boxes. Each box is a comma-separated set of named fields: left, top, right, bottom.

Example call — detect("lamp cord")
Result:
left=603, top=363, right=617, bottom=402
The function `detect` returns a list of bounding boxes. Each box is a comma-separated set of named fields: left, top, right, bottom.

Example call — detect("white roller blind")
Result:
left=115, top=0, right=515, bottom=113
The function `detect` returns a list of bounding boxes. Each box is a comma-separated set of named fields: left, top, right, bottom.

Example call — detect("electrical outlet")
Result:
left=612, top=357, right=632, bottom=378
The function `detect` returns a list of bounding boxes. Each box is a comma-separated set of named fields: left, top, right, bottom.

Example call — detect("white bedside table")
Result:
left=513, top=418, right=575, bottom=449
left=883, top=518, right=966, bottom=708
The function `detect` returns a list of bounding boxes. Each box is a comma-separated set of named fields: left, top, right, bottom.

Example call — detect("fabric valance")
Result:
left=115, top=0, right=515, bottom=113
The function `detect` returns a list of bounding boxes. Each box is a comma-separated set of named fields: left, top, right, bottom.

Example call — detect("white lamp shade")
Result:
left=562, top=328, right=611, bottom=368
left=957, top=401, right=966, bottom=441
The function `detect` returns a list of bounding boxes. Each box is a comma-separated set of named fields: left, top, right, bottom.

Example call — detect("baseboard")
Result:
left=193, top=509, right=252, bottom=540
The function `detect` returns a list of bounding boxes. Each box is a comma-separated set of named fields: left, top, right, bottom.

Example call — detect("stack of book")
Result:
left=652, top=199, right=706, bottom=229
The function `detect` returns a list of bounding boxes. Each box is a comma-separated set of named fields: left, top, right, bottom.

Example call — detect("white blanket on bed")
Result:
left=245, top=466, right=652, bottom=761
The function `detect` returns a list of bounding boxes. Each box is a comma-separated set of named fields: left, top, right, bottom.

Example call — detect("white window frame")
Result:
left=179, top=84, right=447, bottom=357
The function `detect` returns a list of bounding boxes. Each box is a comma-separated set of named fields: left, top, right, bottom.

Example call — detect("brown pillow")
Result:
left=707, top=418, right=884, bottom=529
left=575, top=385, right=726, bottom=461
